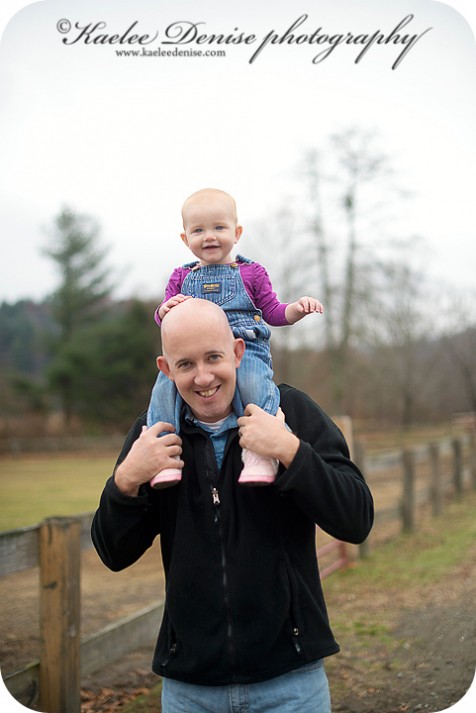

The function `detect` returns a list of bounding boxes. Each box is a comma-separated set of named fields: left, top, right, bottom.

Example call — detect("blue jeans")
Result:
left=161, top=660, right=331, bottom=713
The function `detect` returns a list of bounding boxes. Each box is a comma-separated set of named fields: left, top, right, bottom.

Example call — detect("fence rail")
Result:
left=361, top=434, right=476, bottom=534
left=1, top=430, right=475, bottom=712
left=4, top=601, right=165, bottom=709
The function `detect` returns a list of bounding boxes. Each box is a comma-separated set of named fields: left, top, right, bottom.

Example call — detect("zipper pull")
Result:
left=211, top=487, right=221, bottom=523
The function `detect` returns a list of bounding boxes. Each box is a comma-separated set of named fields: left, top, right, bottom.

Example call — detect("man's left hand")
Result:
left=237, top=404, right=300, bottom=468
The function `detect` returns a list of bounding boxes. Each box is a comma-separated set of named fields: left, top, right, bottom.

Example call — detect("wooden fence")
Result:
left=357, top=434, right=476, bottom=536
left=1, top=513, right=164, bottom=712
left=1, top=430, right=475, bottom=712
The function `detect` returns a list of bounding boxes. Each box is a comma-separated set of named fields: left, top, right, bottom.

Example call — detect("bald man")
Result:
left=92, top=298, right=373, bottom=713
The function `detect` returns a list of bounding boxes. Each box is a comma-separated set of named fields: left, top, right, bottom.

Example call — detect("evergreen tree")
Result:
left=46, top=300, right=160, bottom=429
left=43, top=207, right=114, bottom=425
left=44, top=207, right=113, bottom=340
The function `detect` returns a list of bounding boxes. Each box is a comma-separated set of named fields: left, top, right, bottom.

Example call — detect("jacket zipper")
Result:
left=211, top=487, right=221, bottom=523
left=211, top=486, right=237, bottom=677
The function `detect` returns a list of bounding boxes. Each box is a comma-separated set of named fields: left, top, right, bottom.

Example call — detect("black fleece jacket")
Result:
left=91, top=384, right=373, bottom=685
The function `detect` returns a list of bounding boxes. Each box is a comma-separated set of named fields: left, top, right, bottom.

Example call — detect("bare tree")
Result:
left=367, top=258, right=438, bottom=428
left=302, top=128, right=392, bottom=412
left=246, top=205, right=312, bottom=387
left=439, top=290, right=476, bottom=412
left=302, top=149, right=335, bottom=350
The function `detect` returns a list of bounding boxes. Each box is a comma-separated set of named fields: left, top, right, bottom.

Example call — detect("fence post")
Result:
left=354, top=440, right=370, bottom=558
left=39, top=517, right=81, bottom=713
left=469, top=432, right=476, bottom=491
left=429, top=442, right=443, bottom=516
left=332, top=416, right=354, bottom=565
left=333, top=415, right=354, bottom=459
left=402, top=450, right=416, bottom=533
left=452, top=438, right=463, bottom=496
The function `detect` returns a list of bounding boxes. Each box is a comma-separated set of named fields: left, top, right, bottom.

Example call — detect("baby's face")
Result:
left=181, top=195, right=242, bottom=266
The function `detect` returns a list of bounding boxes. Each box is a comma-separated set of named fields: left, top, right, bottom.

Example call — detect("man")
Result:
left=91, top=298, right=373, bottom=712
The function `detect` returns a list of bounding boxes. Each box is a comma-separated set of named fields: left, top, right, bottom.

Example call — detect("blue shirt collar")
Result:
left=185, top=407, right=238, bottom=435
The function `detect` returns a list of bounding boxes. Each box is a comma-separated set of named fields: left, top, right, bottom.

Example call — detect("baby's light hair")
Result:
left=181, top=188, right=238, bottom=228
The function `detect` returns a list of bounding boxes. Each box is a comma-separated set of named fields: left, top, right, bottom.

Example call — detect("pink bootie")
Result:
left=150, top=457, right=182, bottom=489
left=238, top=448, right=278, bottom=486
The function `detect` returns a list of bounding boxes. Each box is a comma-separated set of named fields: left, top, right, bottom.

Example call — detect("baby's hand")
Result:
left=295, top=296, right=324, bottom=315
left=159, top=294, right=192, bottom=319
left=285, top=297, right=324, bottom=324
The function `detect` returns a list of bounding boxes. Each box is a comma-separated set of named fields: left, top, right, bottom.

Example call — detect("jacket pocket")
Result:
left=160, top=620, right=178, bottom=669
left=282, top=555, right=304, bottom=656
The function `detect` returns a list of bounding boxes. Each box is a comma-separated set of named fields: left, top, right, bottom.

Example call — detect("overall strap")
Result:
left=183, top=260, right=201, bottom=270
left=235, top=254, right=254, bottom=265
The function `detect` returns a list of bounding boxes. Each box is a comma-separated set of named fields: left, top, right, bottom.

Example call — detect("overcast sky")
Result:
left=0, top=0, right=475, bottom=309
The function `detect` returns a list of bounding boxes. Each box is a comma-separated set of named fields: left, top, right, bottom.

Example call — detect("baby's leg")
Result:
left=235, top=340, right=281, bottom=485
left=147, top=371, right=183, bottom=489
left=235, top=337, right=280, bottom=415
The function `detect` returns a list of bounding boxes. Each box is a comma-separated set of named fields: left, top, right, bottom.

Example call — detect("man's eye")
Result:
left=178, top=361, right=192, bottom=369
left=208, top=354, right=222, bottom=362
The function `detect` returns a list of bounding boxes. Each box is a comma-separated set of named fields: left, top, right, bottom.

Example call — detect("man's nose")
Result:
left=194, top=363, right=214, bottom=386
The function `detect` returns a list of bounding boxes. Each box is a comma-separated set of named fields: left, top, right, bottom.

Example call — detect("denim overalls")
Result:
left=147, top=256, right=280, bottom=430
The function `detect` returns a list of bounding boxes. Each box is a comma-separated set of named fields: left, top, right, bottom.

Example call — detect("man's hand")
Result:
left=114, top=422, right=183, bottom=496
left=285, top=296, right=324, bottom=324
left=158, top=294, right=192, bottom=321
left=237, top=404, right=300, bottom=468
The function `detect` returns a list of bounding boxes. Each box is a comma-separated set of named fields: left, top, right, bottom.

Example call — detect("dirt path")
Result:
left=2, top=496, right=475, bottom=713
left=325, top=546, right=476, bottom=712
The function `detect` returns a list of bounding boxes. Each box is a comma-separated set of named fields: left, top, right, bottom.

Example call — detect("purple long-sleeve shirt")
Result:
left=156, top=259, right=289, bottom=326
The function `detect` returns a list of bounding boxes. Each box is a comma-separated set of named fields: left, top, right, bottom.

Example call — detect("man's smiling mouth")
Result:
left=197, top=386, right=220, bottom=398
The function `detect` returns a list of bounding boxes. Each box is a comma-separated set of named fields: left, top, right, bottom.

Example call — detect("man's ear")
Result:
left=233, top=338, right=246, bottom=367
left=157, top=355, right=173, bottom=380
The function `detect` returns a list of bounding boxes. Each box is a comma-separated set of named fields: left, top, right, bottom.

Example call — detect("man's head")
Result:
left=180, top=188, right=242, bottom=266
left=157, top=299, right=245, bottom=423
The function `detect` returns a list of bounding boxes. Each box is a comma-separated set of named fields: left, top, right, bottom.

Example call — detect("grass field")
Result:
left=0, top=453, right=117, bottom=531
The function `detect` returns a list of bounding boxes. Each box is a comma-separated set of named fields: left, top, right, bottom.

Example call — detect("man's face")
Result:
left=157, top=325, right=245, bottom=423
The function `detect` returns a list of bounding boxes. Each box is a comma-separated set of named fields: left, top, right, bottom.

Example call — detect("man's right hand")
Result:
left=114, top=422, right=183, bottom=496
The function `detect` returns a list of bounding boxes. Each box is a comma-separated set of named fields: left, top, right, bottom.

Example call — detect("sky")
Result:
left=0, top=3, right=475, bottom=713
left=0, top=0, right=475, bottom=309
